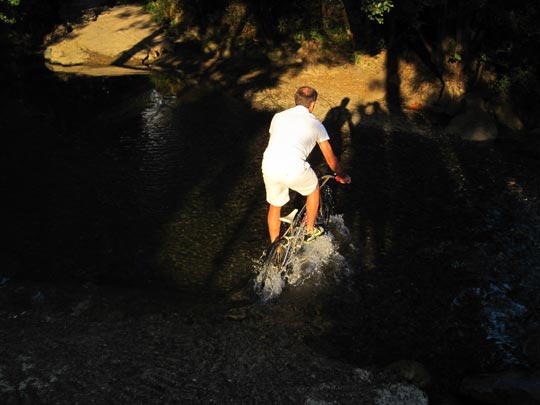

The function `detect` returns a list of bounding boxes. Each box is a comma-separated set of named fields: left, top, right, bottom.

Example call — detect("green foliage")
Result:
left=294, top=29, right=323, bottom=43
left=511, top=66, right=539, bottom=100
left=276, top=18, right=288, bottom=35
left=490, top=66, right=539, bottom=102
left=0, top=0, right=20, bottom=24
left=353, top=51, right=365, bottom=64
left=149, top=71, right=186, bottom=95
left=326, top=25, right=351, bottom=49
left=491, top=74, right=511, bottom=96
left=448, top=51, right=462, bottom=63
left=146, top=0, right=183, bottom=27
left=361, top=0, right=394, bottom=24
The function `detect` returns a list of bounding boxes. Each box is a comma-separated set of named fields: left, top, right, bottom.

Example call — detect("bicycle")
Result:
left=258, top=174, right=340, bottom=287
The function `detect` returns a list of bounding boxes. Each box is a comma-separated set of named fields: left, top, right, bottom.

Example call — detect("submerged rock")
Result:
left=375, top=383, right=428, bottom=405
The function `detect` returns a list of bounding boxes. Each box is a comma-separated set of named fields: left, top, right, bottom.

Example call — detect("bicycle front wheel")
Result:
left=317, top=185, right=334, bottom=228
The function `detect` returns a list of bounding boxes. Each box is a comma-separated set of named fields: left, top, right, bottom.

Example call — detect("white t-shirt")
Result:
left=262, top=105, right=330, bottom=176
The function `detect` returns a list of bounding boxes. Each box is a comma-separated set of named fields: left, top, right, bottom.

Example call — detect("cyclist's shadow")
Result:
left=322, top=97, right=353, bottom=158
left=308, top=97, right=353, bottom=172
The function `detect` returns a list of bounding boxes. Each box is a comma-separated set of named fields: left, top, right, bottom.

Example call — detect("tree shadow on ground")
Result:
left=302, top=94, right=540, bottom=402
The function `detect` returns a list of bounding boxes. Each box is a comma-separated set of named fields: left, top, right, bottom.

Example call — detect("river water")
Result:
left=5, top=70, right=274, bottom=291
left=5, top=67, right=362, bottom=295
left=4, top=65, right=540, bottom=402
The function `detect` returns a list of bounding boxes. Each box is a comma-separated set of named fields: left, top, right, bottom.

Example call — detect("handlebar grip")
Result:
left=335, top=175, right=343, bottom=183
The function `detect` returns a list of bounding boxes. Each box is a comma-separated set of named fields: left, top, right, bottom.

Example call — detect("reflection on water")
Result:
left=5, top=72, right=270, bottom=292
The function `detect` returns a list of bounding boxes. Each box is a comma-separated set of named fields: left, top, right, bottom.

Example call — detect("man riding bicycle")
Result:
left=261, top=86, right=352, bottom=244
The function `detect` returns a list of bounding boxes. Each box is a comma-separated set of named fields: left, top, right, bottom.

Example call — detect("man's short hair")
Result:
left=295, top=86, right=318, bottom=108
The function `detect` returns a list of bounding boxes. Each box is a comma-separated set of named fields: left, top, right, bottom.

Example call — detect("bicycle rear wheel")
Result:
left=264, top=238, right=288, bottom=270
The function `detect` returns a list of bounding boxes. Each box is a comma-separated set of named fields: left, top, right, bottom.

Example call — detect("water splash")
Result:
left=452, top=283, right=528, bottom=366
left=253, top=261, right=287, bottom=302
left=253, top=214, right=353, bottom=302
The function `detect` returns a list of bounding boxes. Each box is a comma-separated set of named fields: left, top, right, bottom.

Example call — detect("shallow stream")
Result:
left=4, top=65, right=540, bottom=403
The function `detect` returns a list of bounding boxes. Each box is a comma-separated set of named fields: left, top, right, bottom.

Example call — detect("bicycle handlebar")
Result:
left=320, top=174, right=350, bottom=187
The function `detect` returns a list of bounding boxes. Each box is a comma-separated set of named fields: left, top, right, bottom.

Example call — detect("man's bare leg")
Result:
left=267, top=204, right=282, bottom=243
left=305, top=183, right=320, bottom=233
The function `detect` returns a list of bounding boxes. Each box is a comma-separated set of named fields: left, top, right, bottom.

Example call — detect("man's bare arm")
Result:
left=318, top=140, right=351, bottom=183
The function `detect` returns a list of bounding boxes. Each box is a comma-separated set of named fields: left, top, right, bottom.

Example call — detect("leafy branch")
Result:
left=361, top=0, right=394, bottom=24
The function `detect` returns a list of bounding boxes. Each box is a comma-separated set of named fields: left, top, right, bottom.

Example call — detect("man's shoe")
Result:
left=304, top=225, right=324, bottom=243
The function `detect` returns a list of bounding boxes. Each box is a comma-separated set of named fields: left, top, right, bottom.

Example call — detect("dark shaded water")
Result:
left=5, top=69, right=273, bottom=291
left=4, top=65, right=540, bottom=403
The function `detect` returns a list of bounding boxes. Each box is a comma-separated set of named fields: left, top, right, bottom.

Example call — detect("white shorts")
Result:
left=262, top=161, right=318, bottom=207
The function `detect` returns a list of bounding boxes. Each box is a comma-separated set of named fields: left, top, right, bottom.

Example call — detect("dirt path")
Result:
left=44, top=4, right=441, bottom=119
